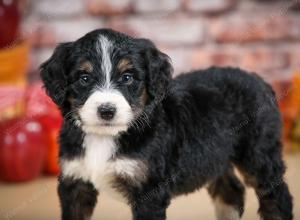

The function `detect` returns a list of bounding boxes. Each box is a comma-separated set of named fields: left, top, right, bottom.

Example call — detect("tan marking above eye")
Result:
left=141, top=88, right=148, bottom=106
left=117, top=58, right=133, bottom=73
left=78, top=61, right=93, bottom=73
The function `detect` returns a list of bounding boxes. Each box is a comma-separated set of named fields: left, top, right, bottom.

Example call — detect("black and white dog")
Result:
left=41, top=29, right=293, bottom=220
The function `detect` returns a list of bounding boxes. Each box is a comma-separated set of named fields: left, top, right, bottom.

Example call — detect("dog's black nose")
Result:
left=97, top=103, right=116, bottom=121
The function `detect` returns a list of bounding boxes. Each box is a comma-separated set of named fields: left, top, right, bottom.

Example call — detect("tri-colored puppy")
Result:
left=41, top=28, right=293, bottom=220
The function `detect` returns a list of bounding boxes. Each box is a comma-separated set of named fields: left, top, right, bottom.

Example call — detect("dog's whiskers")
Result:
left=129, top=110, right=151, bottom=132
left=64, top=109, right=82, bottom=127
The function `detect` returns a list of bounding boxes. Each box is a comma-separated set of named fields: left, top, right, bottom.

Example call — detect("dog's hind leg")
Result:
left=235, top=140, right=293, bottom=220
left=207, top=168, right=245, bottom=220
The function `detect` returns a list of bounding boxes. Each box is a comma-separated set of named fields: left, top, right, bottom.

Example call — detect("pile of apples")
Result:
left=0, top=1, right=62, bottom=182
left=0, top=84, right=62, bottom=182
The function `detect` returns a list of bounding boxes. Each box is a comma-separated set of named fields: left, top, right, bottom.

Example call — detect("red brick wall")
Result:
left=24, top=0, right=300, bottom=83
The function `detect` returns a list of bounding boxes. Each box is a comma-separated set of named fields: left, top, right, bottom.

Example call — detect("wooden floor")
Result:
left=1, top=153, right=299, bottom=220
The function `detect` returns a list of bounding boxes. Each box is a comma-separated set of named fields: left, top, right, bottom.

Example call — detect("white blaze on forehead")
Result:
left=97, top=35, right=113, bottom=89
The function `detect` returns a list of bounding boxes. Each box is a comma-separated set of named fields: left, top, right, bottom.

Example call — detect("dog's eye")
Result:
left=79, top=74, right=90, bottom=85
left=119, top=73, right=133, bottom=85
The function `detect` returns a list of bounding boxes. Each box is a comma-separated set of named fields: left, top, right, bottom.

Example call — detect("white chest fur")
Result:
left=61, top=134, right=147, bottom=202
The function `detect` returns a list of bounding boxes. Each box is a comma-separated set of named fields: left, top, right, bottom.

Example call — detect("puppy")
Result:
left=41, top=28, right=293, bottom=220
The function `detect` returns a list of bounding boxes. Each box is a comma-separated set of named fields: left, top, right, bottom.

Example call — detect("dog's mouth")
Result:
left=81, top=123, right=129, bottom=136
left=101, top=122, right=120, bottom=127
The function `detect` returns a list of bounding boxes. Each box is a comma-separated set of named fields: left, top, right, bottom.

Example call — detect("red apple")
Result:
left=25, top=84, right=62, bottom=175
left=0, top=117, right=47, bottom=182
left=0, top=0, right=20, bottom=48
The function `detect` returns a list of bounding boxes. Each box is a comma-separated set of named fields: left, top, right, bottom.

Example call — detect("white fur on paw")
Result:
left=214, top=197, right=240, bottom=220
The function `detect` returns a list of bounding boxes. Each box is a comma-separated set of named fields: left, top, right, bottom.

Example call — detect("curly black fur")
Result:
left=40, top=29, right=293, bottom=220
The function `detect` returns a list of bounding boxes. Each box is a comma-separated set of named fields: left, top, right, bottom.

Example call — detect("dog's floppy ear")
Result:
left=142, top=40, right=173, bottom=103
left=40, top=42, right=72, bottom=106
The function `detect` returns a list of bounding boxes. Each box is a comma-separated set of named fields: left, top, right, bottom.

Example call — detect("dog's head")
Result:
left=40, top=29, right=172, bottom=136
